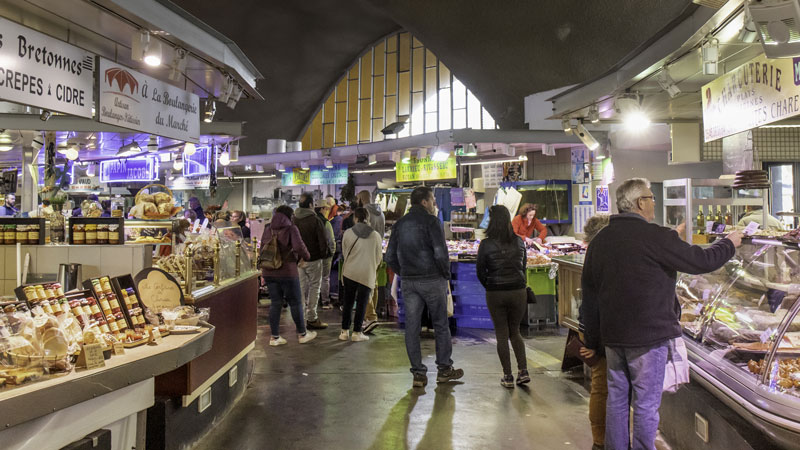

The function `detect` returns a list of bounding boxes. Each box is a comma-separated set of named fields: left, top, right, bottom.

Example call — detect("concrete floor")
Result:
left=193, top=306, right=594, bottom=450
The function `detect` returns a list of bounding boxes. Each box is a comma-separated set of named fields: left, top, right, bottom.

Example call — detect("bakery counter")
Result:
left=0, top=328, right=213, bottom=449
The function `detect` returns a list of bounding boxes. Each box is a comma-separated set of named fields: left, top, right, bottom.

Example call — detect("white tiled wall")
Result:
left=1, top=245, right=152, bottom=296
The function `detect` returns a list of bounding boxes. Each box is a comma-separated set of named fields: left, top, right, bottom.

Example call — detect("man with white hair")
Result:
left=580, top=177, right=743, bottom=450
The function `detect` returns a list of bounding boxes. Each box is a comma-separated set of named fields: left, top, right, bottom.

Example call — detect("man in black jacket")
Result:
left=294, top=193, right=331, bottom=329
left=385, top=186, right=463, bottom=388
left=580, top=178, right=742, bottom=450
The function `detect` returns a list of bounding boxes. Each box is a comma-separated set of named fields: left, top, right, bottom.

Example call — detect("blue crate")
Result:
left=454, top=303, right=491, bottom=317
left=452, top=293, right=486, bottom=305
left=454, top=315, right=494, bottom=329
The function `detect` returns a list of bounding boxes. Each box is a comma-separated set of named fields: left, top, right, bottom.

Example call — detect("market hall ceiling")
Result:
left=170, top=0, right=697, bottom=156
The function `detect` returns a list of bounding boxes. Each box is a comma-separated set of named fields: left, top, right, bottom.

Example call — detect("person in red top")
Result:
left=511, top=203, right=547, bottom=244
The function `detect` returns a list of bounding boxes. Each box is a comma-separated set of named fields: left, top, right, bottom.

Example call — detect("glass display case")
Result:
left=678, top=239, right=800, bottom=448
left=507, top=180, right=572, bottom=224
left=663, top=178, right=767, bottom=242
left=124, top=219, right=177, bottom=246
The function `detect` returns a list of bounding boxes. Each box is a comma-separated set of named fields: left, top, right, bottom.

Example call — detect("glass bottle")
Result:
left=696, top=207, right=705, bottom=233
left=724, top=207, right=732, bottom=226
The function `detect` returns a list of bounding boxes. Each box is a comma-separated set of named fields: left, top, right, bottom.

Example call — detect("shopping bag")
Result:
left=376, top=261, right=388, bottom=287
left=446, top=282, right=454, bottom=317
left=663, top=337, right=689, bottom=393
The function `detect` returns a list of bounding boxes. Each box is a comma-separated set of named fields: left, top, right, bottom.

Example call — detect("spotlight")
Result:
left=40, top=110, right=52, bottom=121
left=131, top=30, right=149, bottom=63
left=229, top=141, right=239, bottom=162
left=256, top=165, right=264, bottom=173
left=464, top=143, right=477, bottom=156
left=227, top=85, right=243, bottom=109
left=562, top=118, right=573, bottom=135
left=300, top=161, right=309, bottom=170
left=169, top=48, right=188, bottom=81
left=116, top=141, right=142, bottom=157
left=324, top=158, right=334, bottom=168
left=368, top=154, right=377, bottom=165
left=701, top=37, right=719, bottom=75
left=624, top=110, right=651, bottom=131
left=575, top=123, right=600, bottom=151
left=173, top=155, right=184, bottom=171
left=276, top=163, right=285, bottom=172
left=203, top=100, right=216, bottom=123
left=417, top=149, right=428, bottom=160
left=738, top=8, right=758, bottom=43
left=587, top=105, right=600, bottom=124
left=219, top=150, right=230, bottom=166
left=86, top=163, right=97, bottom=177
left=381, top=121, right=406, bottom=136
left=656, top=68, right=681, bottom=98
left=0, top=145, right=12, bottom=152
left=401, top=150, right=412, bottom=164
left=143, top=38, right=162, bottom=66
left=147, top=135, right=159, bottom=152
left=432, top=147, right=450, bottom=162
left=183, top=142, right=196, bottom=156
left=218, top=76, right=234, bottom=103
left=63, top=145, right=79, bottom=161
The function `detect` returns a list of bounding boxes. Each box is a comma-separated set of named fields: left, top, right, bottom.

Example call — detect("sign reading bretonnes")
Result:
left=0, top=16, right=93, bottom=117
left=97, top=58, right=200, bottom=142
left=702, top=54, right=800, bottom=142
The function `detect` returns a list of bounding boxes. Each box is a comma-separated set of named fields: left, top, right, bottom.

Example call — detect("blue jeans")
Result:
left=605, top=342, right=669, bottom=450
left=265, top=277, right=306, bottom=337
left=402, top=278, right=453, bottom=375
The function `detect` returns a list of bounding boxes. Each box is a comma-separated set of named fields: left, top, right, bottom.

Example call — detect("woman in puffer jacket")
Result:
left=476, top=205, right=529, bottom=388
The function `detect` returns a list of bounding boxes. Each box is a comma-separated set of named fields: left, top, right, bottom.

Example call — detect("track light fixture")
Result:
left=300, top=161, right=309, bottom=170
left=218, top=76, right=235, bottom=103
left=169, top=48, right=188, bottom=81
left=86, top=163, right=97, bottom=177
left=587, top=105, right=600, bottom=124
left=575, top=123, right=600, bottom=151
left=227, top=84, right=243, bottom=109
left=143, top=38, right=162, bottom=67
left=656, top=68, right=681, bottom=99
left=701, top=37, right=719, bottom=75
left=173, top=155, right=184, bottom=171
left=276, top=163, right=285, bottom=172
left=464, top=143, right=478, bottom=156
left=324, top=158, right=334, bottom=168
left=256, top=165, right=265, bottom=173
left=203, top=100, right=216, bottom=123
left=147, top=135, right=159, bottom=153
left=40, top=110, right=51, bottom=122
left=132, top=30, right=162, bottom=67
left=432, top=147, right=450, bottom=162
left=562, top=118, right=573, bottom=135
left=368, top=154, right=377, bottom=165
left=229, top=141, right=239, bottom=162
left=401, top=150, right=412, bottom=164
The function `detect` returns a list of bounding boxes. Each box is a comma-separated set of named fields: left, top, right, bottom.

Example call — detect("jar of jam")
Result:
left=72, top=224, right=85, bottom=244
left=97, top=224, right=108, bottom=244
left=100, top=277, right=113, bottom=294
left=108, top=318, right=119, bottom=333
left=53, top=283, right=65, bottom=297
left=119, top=289, right=131, bottom=306
left=99, top=322, right=110, bottom=334
left=91, top=279, right=103, bottom=296
left=108, top=294, right=121, bottom=314
left=15, top=225, right=26, bottom=244
left=98, top=296, right=111, bottom=315
left=34, top=285, right=47, bottom=301
left=108, top=224, right=120, bottom=244
left=85, top=224, right=97, bottom=245
left=115, top=313, right=127, bottom=331
left=28, top=223, right=40, bottom=244
left=4, top=224, right=15, bottom=244
left=40, top=300, right=54, bottom=315
left=89, top=301, right=101, bottom=316
left=23, top=286, right=38, bottom=301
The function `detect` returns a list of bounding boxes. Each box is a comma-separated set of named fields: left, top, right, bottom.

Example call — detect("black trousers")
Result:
left=485, top=288, right=528, bottom=375
left=342, top=276, right=372, bottom=332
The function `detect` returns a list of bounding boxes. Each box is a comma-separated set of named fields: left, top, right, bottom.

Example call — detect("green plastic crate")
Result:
left=526, top=266, right=556, bottom=296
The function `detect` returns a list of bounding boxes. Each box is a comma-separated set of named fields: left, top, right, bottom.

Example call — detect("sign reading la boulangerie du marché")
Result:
left=0, top=16, right=94, bottom=117
left=396, top=156, right=457, bottom=182
left=702, top=54, right=800, bottom=142
left=97, top=58, right=200, bottom=142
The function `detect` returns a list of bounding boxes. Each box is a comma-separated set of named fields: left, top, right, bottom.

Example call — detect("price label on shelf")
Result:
left=113, top=342, right=125, bottom=355
left=78, top=343, right=106, bottom=370
left=744, top=221, right=760, bottom=236
left=149, top=329, right=163, bottom=345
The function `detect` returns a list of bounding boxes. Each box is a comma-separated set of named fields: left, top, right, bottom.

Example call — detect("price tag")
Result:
left=744, top=221, right=760, bottom=236
left=149, top=328, right=163, bottom=345
left=113, top=342, right=125, bottom=355
left=689, top=279, right=698, bottom=289
left=702, top=289, right=710, bottom=301
left=706, top=221, right=714, bottom=233
left=760, top=327, right=776, bottom=344
left=78, top=343, right=106, bottom=370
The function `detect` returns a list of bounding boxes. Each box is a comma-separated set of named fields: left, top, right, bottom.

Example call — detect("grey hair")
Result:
left=616, top=178, right=651, bottom=213
left=584, top=214, right=610, bottom=243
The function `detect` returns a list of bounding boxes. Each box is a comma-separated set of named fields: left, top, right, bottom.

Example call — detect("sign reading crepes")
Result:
left=0, top=16, right=94, bottom=117
left=702, top=53, right=800, bottom=142
left=97, top=58, right=200, bottom=142
left=395, top=156, right=457, bottom=182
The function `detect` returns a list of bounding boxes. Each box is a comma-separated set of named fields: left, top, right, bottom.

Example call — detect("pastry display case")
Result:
left=677, top=238, right=800, bottom=448
left=123, top=219, right=177, bottom=246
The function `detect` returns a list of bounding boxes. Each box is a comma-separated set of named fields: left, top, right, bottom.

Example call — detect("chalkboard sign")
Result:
left=133, top=267, right=184, bottom=312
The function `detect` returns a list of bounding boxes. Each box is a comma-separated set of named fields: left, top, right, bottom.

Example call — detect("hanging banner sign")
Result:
left=395, top=156, right=457, bottom=182
left=0, top=17, right=94, bottom=117
left=183, top=146, right=211, bottom=177
left=166, top=175, right=210, bottom=189
left=100, top=155, right=159, bottom=183
left=67, top=176, right=101, bottom=192
left=97, top=58, right=200, bottom=142
left=280, top=164, right=348, bottom=186
left=702, top=53, right=800, bottom=142
left=596, top=185, right=610, bottom=213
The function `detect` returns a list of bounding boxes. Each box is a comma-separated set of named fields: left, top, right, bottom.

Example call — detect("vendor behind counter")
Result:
left=512, top=203, right=547, bottom=244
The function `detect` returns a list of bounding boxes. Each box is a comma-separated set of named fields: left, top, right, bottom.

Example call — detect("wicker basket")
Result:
left=134, top=183, right=183, bottom=219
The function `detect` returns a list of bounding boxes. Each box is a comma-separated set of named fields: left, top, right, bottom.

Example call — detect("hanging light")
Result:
left=86, top=163, right=97, bottom=177
left=143, top=37, right=162, bottom=67
left=256, top=165, right=265, bottom=173
left=276, top=163, right=285, bottom=172
left=147, top=135, right=159, bottom=152
left=173, top=155, right=184, bottom=171
left=587, top=105, right=600, bottom=124
left=183, top=142, right=196, bottom=156
left=401, top=150, right=412, bottom=164
left=219, top=149, right=230, bottom=166
left=464, top=143, right=478, bottom=156
left=300, top=161, right=309, bottom=170
left=203, top=100, right=216, bottom=123
left=324, top=158, right=334, bottom=168
left=229, top=141, right=239, bottom=162
left=432, top=147, right=450, bottom=162
left=64, top=146, right=79, bottom=161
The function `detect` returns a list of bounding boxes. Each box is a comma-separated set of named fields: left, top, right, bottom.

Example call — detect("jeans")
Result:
left=590, top=356, right=608, bottom=446
left=299, top=259, right=324, bottom=322
left=320, top=256, right=332, bottom=305
left=402, top=278, right=453, bottom=375
left=264, top=277, right=306, bottom=337
left=342, top=277, right=371, bottom=332
left=485, top=289, right=527, bottom=376
left=605, top=342, right=669, bottom=450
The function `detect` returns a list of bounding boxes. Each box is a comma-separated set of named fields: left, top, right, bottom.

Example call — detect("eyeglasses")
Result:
left=639, top=195, right=655, bottom=202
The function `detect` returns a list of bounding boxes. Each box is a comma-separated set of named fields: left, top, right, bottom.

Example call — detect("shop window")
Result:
left=298, top=31, right=498, bottom=150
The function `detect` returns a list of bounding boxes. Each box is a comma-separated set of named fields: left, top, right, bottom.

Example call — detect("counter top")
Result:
left=0, top=327, right=214, bottom=429
left=189, top=271, right=260, bottom=302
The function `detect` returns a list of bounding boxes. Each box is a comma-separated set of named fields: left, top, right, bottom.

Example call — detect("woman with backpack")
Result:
left=261, top=205, right=317, bottom=346
left=339, top=207, right=383, bottom=342
left=476, top=205, right=529, bottom=388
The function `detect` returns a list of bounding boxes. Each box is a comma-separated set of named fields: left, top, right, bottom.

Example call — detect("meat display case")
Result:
left=677, top=237, right=800, bottom=449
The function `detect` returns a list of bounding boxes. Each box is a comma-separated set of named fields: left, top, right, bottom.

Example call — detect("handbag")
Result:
left=565, top=335, right=601, bottom=367
left=526, top=287, right=537, bottom=304
left=339, top=237, right=360, bottom=282
left=663, top=337, right=689, bottom=393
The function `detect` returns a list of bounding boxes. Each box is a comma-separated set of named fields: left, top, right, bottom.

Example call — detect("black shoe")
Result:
left=436, top=367, right=464, bottom=383
left=501, top=375, right=515, bottom=388
left=363, top=320, right=379, bottom=334
left=591, top=445, right=604, bottom=450
left=516, top=369, right=531, bottom=385
left=413, top=373, right=428, bottom=387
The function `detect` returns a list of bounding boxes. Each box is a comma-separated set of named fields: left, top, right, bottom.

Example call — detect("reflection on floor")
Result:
left=192, top=306, right=593, bottom=450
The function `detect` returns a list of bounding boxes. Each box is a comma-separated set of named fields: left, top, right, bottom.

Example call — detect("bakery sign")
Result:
left=702, top=53, right=800, bottom=142
left=395, top=155, right=457, bottom=182
left=0, top=16, right=94, bottom=118
left=97, top=57, right=200, bottom=142
left=99, top=155, right=159, bottom=183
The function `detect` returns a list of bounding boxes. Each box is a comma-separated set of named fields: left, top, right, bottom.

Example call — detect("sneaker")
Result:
left=338, top=330, right=350, bottom=341
left=306, top=319, right=329, bottom=329
left=412, top=373, right=428, bottom=388
left=437, top=367, right=464, bottom=383
left=501, top=375, right=515, bottom=388
left=516, top=369, right=531, bottom=385
left=298, top=331, right=317, bottom=344
left=351, top=332, right=370, bottom=342
left=363, top=320, right=379, bottom=334
left=269, top=336, right=287, bottom=347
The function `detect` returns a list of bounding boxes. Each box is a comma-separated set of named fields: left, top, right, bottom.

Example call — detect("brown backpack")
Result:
left=259, top=231, right=283, bottom=270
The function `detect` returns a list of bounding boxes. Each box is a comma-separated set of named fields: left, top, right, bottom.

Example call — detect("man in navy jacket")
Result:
left=580, top=178, right=742, bottom=450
